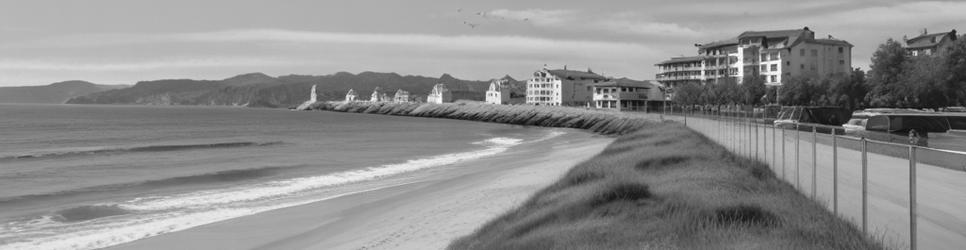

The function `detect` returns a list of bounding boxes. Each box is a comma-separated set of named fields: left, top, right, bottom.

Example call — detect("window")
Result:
left=839, top=60, right=845, bottom=65
left=800, top=64, right=805, bottom=70
left=770, top=75, right=777, bottom=83
left=811, top=49, right=818, bottom=56
left=761, top=64, right=767, bottom=72
left=786, top=61, right=790, bottom=66
left=761, top=54, right=767, bottom=61
left=800, top=49, right=805, bottom=56
left=838, top=47, right=844, bottom=54
left=770, top=64, right=778, bottom=71
left=587, top=86, right=592, bottom=91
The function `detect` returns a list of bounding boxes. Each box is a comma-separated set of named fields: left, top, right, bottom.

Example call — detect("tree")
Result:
left=672, top=83, right=703, bottom=105
left=942, top=37, right=966, bottom=107
left=741, top=76, right=767, bottom=105
left=902, top=55, right=946, bottom=109
left=867, top=39, right=908, bottom=107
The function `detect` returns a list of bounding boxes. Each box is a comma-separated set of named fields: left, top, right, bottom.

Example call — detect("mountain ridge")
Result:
left=0, top=81, right=128, bottom=104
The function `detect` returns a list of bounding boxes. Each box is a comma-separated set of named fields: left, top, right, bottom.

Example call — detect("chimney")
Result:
left=922, top=28, right=928, bottom=35
left=828, top=34, right=833, bottom=39
left=564, top=65, right=567, bottom=70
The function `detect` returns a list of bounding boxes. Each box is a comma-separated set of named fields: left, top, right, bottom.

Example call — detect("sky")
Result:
left=0, top=0, right=964, bottom=86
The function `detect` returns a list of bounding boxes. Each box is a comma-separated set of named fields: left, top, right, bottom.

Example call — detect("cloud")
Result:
left=0, top=29, right=662, bottom=60
left=0, top=57, right=301, bottom=71
left=486, top=9, right=576, bottom=26
left=596, top=20, right=702, bottom=38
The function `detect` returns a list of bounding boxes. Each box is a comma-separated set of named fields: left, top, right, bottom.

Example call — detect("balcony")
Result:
left=656, top=75, right=704, bottom=81
left=593, top=92, right=649, bottom=101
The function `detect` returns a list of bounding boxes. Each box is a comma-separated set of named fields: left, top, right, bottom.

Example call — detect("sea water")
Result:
left=0, top=104, right=559, bottom=250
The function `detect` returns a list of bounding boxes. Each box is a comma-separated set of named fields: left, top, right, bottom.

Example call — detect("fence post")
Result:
left=812, top=125, right=817, bottom=199
left=796, top=123, right=801, bottom=189
left=755, top=109, right=760, bottom=161
left=772, top=122, right=776, bottom=171
left=683, top=105, right=687, bottom=126
left=909, top=146, right=918, bottom=250
left=781, top=127, right=786, bottom=180
left=832, top=128, right=838, bottom=215
left=861, top=138, right=868, bottom=234
left=761, top=109, right=768, bottom=164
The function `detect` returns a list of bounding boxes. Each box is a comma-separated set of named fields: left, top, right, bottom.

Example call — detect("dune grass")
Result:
left=309, top=101, right=883, bottom=250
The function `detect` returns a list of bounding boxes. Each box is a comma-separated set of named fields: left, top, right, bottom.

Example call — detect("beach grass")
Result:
left=308, top=101, right=884, bottom=250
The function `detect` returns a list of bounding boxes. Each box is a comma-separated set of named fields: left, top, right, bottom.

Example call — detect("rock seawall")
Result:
left=307, top=101, right=656, bottom=135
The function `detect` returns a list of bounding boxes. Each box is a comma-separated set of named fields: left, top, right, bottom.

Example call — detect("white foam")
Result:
left=0, top=137, right=524, bottom=250
left=0, top=186, right=398, bottom=250
left=472, top=137, right=524, bottom=147
left=121, top=137, right=521, bottom=211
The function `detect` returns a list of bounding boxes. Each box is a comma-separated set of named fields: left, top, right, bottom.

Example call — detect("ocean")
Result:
left=0, top=104, right=563, bottom=250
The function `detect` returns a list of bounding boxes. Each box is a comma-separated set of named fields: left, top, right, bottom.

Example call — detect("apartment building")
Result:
left=656, top=27, right=852, bottom=91
left=904, top=29, right=958, bottom=56
left=526, top=66, right=608, bottom=106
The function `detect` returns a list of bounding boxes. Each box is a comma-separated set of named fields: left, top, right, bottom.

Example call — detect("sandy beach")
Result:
left=106, top=130, right=612, bottom=250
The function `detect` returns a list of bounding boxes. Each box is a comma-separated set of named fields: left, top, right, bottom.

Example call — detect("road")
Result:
left=677, top=115, right=966, bottom=250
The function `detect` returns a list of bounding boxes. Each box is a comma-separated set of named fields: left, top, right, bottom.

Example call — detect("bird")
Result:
left=457, top=8, right=462, bottom=13
left=523, top=18, right=529, bottom=22
left=463, top=21, right=479, bottom=29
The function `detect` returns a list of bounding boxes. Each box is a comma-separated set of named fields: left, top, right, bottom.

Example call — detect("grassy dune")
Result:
left=308, top=101, right=883, bottom=250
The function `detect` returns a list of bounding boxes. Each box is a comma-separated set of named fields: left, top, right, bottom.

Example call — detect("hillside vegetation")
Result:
left=310, top=101, right=884, bottom=250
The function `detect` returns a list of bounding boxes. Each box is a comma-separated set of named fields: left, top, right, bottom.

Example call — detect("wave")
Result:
left=52, top=205, right=132, bottom=223
left=0, top=165, right=299, bottom=205
left=120, top=137, right=524, bottom=211
left=0, top=136, right=526, bottom=250
left=0, top=141, right=283, bottom=162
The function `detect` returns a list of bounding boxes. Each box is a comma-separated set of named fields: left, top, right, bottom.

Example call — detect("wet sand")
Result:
left=108, top=131, right=612, bottom=250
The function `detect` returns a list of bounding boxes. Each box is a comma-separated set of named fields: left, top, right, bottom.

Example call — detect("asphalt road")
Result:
left=681, top=115, right=966, bottom=250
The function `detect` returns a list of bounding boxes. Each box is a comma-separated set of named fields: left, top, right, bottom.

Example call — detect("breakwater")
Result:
left=308, top=101, right=655, bottom=135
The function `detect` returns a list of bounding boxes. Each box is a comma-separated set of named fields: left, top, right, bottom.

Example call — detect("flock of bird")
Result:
left=457, top=8, right=530, bottom=29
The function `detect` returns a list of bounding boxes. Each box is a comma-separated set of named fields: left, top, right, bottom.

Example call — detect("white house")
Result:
left=592, top=79, right=666, bottom=112
left=370, top=87, right=387, bottom=102
left=394, top=89, right=412, bottom=103
left=485, top=79, right=511, bottom=105
left=345, top=89, right=357, bottom=102
left=427, top=83, right=452, bottom=104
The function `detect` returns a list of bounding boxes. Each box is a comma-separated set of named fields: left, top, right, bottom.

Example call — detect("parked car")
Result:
left=846, top=113, right=951, bottom=147
left=773, top=106, right=851, bottom=134
left=843, top=109, right=927, bottom=133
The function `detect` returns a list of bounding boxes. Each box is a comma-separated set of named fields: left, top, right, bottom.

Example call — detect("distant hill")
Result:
left=0, top=81, right=128, bottom=104
left=66, top=72, right=526, bottom=108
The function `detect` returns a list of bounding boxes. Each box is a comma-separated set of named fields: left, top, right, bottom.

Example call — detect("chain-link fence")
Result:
left=656, top=105, right=966, bottom=250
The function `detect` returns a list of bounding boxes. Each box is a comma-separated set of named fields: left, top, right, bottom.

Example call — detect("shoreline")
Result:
left=107, top=129, right=613, bottom=250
